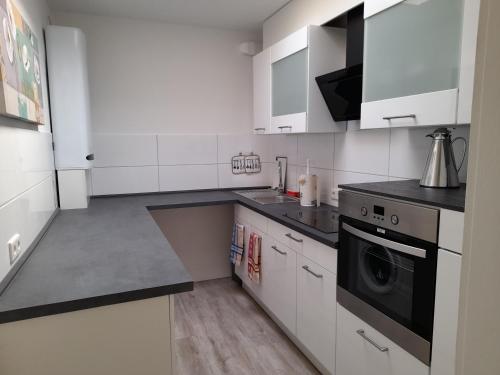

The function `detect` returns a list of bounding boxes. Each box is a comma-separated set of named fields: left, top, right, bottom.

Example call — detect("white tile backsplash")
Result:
left=333, top=170, right=389, bottom=190
left=158, top=134, right=218, bottom=165
left=217, top=134, right=272, bottom=164
left=93, top=134, right=158, bottom=167
left=388, top=126, right=470, bottom=182
left=159, top=165, right=218, bottom=191
left=0, top=175, right=57, bottom=282
left=218, top=162, right=272, bottom=189
left=0, top=128, right=54, bottom=206
left=334, top=128, right=391, bottom=175
left=89, top=125, right=470, bottom=200
left=297, top=133, right=334, bottom=169
left=92, top=166, right=159, bottom=195
left=269, top=134, right=298, bottom=165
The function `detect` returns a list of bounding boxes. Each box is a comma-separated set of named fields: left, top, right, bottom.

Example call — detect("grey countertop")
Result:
left=339, top=180, right=466, bottom=212
left=0, top=189, right=338, bottom=324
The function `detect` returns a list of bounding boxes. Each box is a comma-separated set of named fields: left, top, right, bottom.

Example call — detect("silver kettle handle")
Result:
left=452, top=137, right=468, bottom=172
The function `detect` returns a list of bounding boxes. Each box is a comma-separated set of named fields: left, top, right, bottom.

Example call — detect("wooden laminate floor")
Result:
left=175, top=278, right=320, bottom=375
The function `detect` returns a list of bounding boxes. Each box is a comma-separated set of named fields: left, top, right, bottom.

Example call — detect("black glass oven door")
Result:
left=338, top=217, right=438, bottom=342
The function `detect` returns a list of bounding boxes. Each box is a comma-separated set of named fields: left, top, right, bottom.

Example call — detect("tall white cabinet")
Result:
left=46, top=26, right=93, bottom=209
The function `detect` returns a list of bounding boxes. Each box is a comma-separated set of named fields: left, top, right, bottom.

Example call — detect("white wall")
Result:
left=457, top=0, right=500, bottom=373
left=53, top=12, right=259, bottom=134
left=0, top=0, right=56, bottom=284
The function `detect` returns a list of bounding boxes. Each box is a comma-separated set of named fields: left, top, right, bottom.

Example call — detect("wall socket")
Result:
left=331, top=188, right=341, bottom=201
left=7, top=233, right=21, bottom=265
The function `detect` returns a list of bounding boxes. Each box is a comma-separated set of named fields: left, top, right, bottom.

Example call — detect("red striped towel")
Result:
left=247, top=233, right=261, bottom=283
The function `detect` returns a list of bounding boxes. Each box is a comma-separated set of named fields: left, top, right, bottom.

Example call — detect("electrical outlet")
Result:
left=331, top=188, right=341, bottom=201
left=7, top=233, right=21, bottom=265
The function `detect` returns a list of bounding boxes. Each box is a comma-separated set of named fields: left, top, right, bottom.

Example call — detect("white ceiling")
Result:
left=47, top=0, right=290, bottom=31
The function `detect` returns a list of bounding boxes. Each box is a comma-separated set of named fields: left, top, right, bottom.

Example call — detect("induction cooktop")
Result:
left=284, top=208, right=339, bottom=234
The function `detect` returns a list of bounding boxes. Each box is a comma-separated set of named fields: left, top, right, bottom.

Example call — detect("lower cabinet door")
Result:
left=261, top=238, right=297, bottom=334
left=336, top=304, right=430, bottom=375
left=297, top=254, right=336, bottom=374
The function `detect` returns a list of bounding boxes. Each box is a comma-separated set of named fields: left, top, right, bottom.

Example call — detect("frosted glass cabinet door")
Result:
left=272, top=48, right=308, bottom=117
left=363, top=0, right=464, bottom=103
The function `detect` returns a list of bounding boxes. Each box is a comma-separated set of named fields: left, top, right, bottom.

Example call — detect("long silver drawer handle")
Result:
left=302, top=265, right=323, bottom=278
left=254, top=127, right=266, bottom=131
left=271, top=245, right=287, bottom=255
left=342, top=223, right=427, bottom=259
left=382, top=114, right=416, bottom=120
left=286, top=233, right=303, bottom=243
left=357, top=329, right=389, bottom=352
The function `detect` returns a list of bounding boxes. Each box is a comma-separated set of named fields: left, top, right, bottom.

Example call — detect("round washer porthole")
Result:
left=358, top=245, right=398, bottom=294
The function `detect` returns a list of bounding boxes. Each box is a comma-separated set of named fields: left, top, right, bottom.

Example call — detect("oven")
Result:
left=337, top=190, right=439, bottom=365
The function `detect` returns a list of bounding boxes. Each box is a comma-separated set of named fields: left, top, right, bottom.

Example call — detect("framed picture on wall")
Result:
left=0, top=0, right=44, bottom=124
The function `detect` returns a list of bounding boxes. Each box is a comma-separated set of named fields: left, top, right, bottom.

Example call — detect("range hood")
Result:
left=316, top=5, right=364, bottom=122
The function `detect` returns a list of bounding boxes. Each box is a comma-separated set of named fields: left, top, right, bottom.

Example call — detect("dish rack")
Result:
left=231, top=153, right=261, bottom=175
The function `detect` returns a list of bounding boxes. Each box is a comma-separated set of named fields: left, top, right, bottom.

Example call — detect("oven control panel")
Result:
left=339, top=190, right=439, bottom=243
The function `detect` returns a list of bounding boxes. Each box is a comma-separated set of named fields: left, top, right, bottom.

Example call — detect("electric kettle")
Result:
left=420, top=128, right=467, bottom=188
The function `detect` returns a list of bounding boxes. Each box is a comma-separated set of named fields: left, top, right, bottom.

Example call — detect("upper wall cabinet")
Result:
left=258, top=25, right=347, bottom=134
left=253, top=48, right=272, bottom=134
left=361, top=0, right=479, bottom=129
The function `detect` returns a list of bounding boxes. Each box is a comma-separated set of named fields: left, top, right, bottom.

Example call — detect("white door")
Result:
left=261, top=237, right=297, bottom=335
left=253, top=48, right=271, bottom=134
left=336, top=304, right=430, bottom=375
left=361, top=0, right=464, bottom=129
left=297, top=254, right=336, bottom=374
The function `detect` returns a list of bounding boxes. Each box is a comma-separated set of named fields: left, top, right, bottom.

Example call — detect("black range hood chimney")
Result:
left=316, top=4, right=364, bottom=122
left=345, top=4, right=364, bottom=68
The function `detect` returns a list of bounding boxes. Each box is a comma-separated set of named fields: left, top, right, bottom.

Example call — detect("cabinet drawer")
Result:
left=336, top=304, right=429, bottom=375
left=361, top=89, right=458, bottom=129
left=271, top=112, right=307, bottom=134
left=302, top=237, right=337, bottom=274
left=297, top=255, right=336, bottom=374
left=268, top=220, right=304, bottom=252
left=235, top=205, right=268, bottom=233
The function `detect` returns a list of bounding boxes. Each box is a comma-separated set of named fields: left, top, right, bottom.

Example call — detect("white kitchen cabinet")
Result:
left=253, top=48, right=271, bottom=134
left=438, top=210, right=465, bottom=254
left=336, top=304, right=430, bottom=375
left=361, top=0, right=476, bottom=129
left=431, top=250, right=462, bottom=375
left=269, top=25, right=347, bottom=134
left=297, top=254, right=336, bottom=374
left=261, top=237, right=297, bottom=335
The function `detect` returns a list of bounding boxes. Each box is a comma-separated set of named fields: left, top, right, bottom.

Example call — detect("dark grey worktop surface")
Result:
left=0, top=189, right=338, bottom=324
left=339, top=180, right=466, bottom=212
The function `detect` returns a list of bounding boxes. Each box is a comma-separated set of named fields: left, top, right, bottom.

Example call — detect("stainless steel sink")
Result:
left=234, top=189, right=298, bottom=205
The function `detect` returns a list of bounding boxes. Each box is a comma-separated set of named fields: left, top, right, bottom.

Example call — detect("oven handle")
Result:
left=342, top=223, right=427, bottom=259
